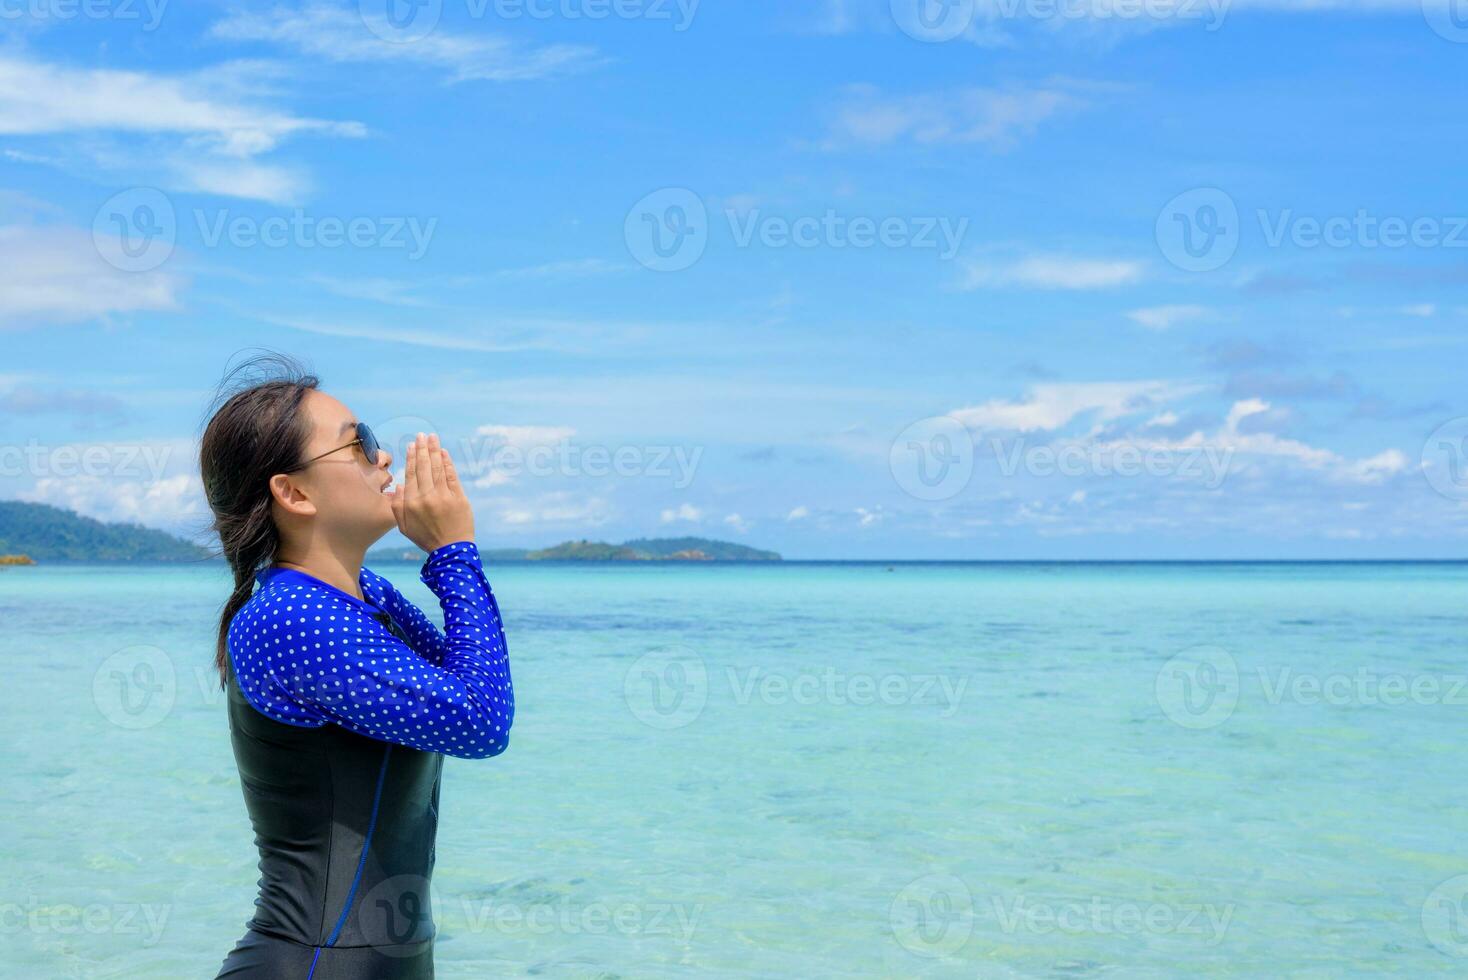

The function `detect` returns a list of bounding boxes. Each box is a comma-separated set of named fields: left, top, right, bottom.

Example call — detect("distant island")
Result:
left=0, top=501, right=209, bottom=561
left=368, top=536, right=782, bottom=563
left=0, top=501, right=782, bottom=564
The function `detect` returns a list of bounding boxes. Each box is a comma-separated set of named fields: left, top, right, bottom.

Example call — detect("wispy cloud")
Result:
left=822, top=82, right=1092, bottom=150
left=661, top=502, right=703, bottom=523
left=212, top=4, right=604, bottom=83
left=951, top=381, right=1192, bottom=433
left=0, top=54, right=363, bottom=203
left=960, top=254, right=1145, bottom=290
left=0, top=226, right=183, bottom=328
left=1126, top=304, right=1209, bottom=330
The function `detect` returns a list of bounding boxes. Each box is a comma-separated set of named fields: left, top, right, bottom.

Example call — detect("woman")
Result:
left=198, top=354, right=514, bottom=979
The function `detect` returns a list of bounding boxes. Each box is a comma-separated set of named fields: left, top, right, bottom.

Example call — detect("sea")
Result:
left=1, top=560, right=1465, bottom=978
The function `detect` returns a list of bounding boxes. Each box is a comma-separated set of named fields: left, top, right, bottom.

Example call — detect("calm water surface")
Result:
left=1, top=561, right=1465, bottom=978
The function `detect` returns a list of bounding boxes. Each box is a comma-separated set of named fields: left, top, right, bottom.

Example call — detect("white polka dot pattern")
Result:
left=226, top=540, right=515, bottom=760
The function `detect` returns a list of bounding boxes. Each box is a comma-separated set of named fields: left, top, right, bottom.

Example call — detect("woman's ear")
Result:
left=267, top=472, right=318, bottom=518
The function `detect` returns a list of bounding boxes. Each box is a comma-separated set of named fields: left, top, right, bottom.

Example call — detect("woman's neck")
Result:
left=272, top=547, right=366, bottom=602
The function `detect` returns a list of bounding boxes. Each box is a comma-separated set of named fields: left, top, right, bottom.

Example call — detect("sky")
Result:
left=3, top=0, right=1468, bottom=559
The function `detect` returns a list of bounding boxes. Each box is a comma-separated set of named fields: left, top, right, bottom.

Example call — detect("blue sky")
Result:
left=4, top=0, right=1468, bottom=559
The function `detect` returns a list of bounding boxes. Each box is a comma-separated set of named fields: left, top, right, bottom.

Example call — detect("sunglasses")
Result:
left=284, top=421, right=383, bottom=472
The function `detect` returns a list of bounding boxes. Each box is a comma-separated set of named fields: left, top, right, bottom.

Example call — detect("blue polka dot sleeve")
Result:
left=226, top=540, right=515, bottom=760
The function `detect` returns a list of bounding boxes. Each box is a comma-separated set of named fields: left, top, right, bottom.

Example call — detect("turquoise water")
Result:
left=1, top=560, right=1466, bottom=978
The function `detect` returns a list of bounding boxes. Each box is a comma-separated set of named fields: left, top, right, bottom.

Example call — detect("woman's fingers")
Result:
left=413, top=432, right=433, bottom=494
left=427, top=433, right=446, bottom=489
left=440, top=448, right=461, bottom=494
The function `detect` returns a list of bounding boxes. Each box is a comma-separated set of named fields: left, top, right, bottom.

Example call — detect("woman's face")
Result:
left=271, top=389, right=396, bottom=545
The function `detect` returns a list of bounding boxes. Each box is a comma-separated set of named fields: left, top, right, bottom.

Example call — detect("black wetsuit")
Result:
left=216, top=613, right=440, bottom=978
left=215, top=541, right=513, bottom=978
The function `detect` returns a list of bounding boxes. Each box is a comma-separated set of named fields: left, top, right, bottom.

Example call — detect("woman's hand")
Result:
left=389, top=432, right=476, bottom=554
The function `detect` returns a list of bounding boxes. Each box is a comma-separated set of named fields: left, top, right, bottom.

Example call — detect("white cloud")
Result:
left=469, top=424, right=577, bottom=487
left=951, top=381, right=1190, bottom=433
left=492, top=491, right=611, bottom=527
left=660, top=502, right=703, bottom=523
left=961, top=255, right=1145, bottom=290
left=0, top=55, right=363, bottom=203
left=212, top=5, right=603, bottom=83
left=855, top=506, right=881, bottom=527
left=823, top=83, right=1087, bottom=149
left=1115, top=398, right=1409, bottom=485
left=491, top=259, right=629, bottom=281
left=1126, top=304, right=1208, bottom=330
left=1399, top=303, right=1436, bottom=318
left=787, top=505, right=810, bottom=521
left=0, top=225, right=183, bottom=327
left=475, top=423, right=577, bottom=448
left=20, top=472, right=205, bottom=531
left=723, top=513, right=750, bottom=533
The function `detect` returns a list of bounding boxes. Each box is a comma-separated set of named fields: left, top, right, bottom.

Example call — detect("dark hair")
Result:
left=197, top=350, right=319, bottom=689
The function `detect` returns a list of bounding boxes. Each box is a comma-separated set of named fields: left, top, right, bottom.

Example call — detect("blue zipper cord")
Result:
left=306, top=744, right=393, bottom=979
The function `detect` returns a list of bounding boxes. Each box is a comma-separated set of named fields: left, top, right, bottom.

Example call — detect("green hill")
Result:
left=621, top=537, right=781, bottom=561
left=0, top=501, right=210, bottom=561
left=527, top=540, right=643, bottom=561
